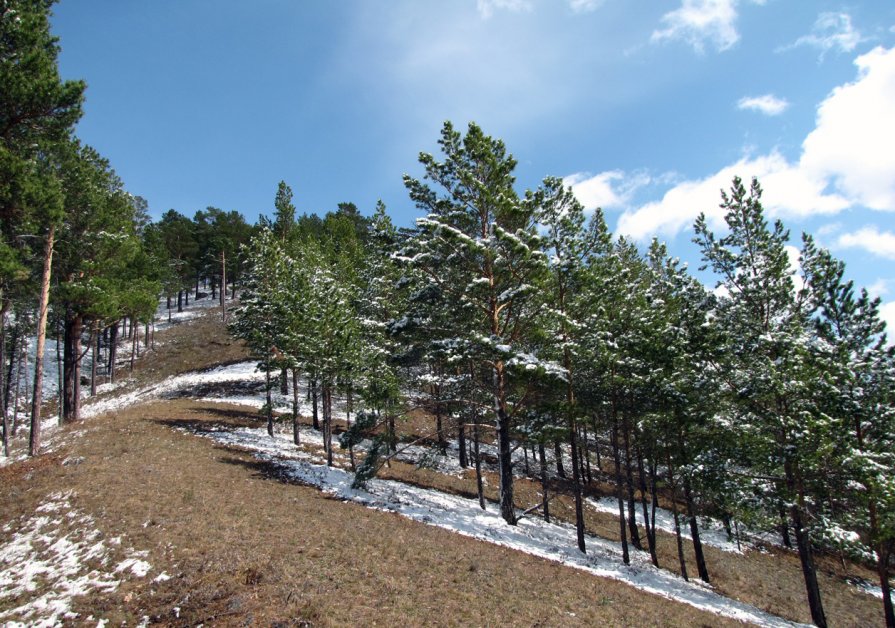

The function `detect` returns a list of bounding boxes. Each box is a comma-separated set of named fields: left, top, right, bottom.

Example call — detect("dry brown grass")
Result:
left=0, top=306, right=884, bottom=626
left=371, top=451, right=884, bottom=627
left=0, top=398, right=736, bottom=626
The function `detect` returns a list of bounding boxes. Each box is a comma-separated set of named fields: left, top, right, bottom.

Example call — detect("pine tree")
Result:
left=801, top=236, right=895, bottom=627
left=400, top=121, right=552, bottom=525
left=229, top=228, right=289, bottom=437
left=531, top=176, right=599, bottom=552
left=1, top=0, right=84, bottom=456
left=694, top=176, right=829, bottom=627
left=273, top=180, right=295, bottom=245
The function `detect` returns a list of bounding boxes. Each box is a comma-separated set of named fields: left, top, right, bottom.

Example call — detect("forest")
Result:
left=1, top=2, right=893, bottom=627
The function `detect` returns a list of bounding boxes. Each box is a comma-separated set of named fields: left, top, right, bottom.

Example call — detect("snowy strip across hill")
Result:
left=186, top=425, right=802, bottom=628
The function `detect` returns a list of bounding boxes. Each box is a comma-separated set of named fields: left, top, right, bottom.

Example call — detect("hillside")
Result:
left=0, top=298, right=886, bottom=627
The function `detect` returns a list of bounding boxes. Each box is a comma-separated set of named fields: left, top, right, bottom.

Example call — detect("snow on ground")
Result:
left=0, top=492, right=155, bottom=626
left=587, top=497, right=746, bottom=555
left=4, top=291, right=220, bottom=422
left=181, top=424, right=802, bottom=628
left=154, top=293, right=224, bottom=333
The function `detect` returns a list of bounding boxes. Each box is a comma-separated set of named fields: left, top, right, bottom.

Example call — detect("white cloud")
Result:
left=801, top=46, right=895, bottom=211
left=477, top=0, right=533, bottom=19
left=564, top=170, right=655, bottom=211
left=616, top=45, right=895, bottom=241
left=783, top=12, right=862, bottom=58
left=880, top=301, right=895, bottom=337
left=564, top=171, right=626, bottom=210
left=569, top=0, right=604, bottom=13
left=837, top=226, right=895, bottom=260
left=737, top=94, right=790, bottom=116
left=651, top=0, right=741, bottom=53
left=616, top=151, right=848, bottom=240
left=867, top=279, right=889, bottom=298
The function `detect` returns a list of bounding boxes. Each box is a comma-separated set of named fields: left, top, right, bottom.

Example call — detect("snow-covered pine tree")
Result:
left=642, top=239, right=720, bottom=581
left=229, top=228, right=290, bottom=437
left=694, top=176, right=829, bottom=627
left=801, top=235, right=895, bottom=627
left=399, top=121, right=552, bottom=525
left=531, top=176, right=598, bottom=552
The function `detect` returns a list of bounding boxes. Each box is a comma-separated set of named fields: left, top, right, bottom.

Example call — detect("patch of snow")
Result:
left=0, top=492, right=155, bottom=626
left=586, top=497, right=745, bottom=554
left=0, top=493, right=119, bottom=625
left=116, top=558, right=152, bottom=578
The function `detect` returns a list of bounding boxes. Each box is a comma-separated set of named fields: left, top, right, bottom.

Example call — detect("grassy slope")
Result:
left=0, top=306, right=883, bottom=626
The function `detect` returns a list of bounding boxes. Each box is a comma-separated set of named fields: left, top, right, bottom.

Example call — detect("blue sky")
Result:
left=52, top=0, right=895, bottom=326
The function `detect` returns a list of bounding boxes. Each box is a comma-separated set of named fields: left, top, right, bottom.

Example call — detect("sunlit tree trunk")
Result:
left=30, top=225, right=55, bottom=456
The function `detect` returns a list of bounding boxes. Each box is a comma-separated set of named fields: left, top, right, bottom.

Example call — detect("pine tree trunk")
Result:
left=593, top=419, right=602, bottom=471
left=221, top=249, right=227, bottom=323
left=565, top=371, right=586, bottom=553
left=473, top=405, right=485, bottom=510
left=265, top=366, right=274, bottom=437
left=345, top=384, right=352, bottom=429
left=292, top=368, right=300, bottom=446
left=637, top=446, right=658, bottom=567
left=433, top=379, right=446, bottom=449
left=130, top=326, right=137, bottom=371
left=387, top=412, right=396, bottom=454
left=90, top=324, right=98, bottom=397
left=569, top=425, right=586, bottom=552
left=722, top=513, right=734, bottom=542
left=649, top=458, right=660, bottom=568
left=783, top=454, right=826, bottom=627
left=56, top=319, right=63, bottom=413
left=622, top=414, right=642, bottom=551
left=0, top=299, right=8, bottom=457
left=494, top=363, right=516, bottom=525
left=683, top=477, right=710, bottom=582
left=779, top=505, right=793, bottom=548
left=62, top=311, right=83, bottom=423
left=30, top=224, right=55, bottom=456
left=582, top=423, right=592, bottom=484
left=108, top=323, right=118, bottom=384
left=672, top=503, right=689, bottom=581
left=15, top=339, right=29, bottom=436
left=458, top=419, right=468, bottom=468
left=791, top=501, right=826, bottom=627
left=554, top=440, right=566, bottom=478
left=667, top=457, right=689, bottom=580
left=539, top=442, right=550, bottom=522
left=311, top=379, right=319, bottom=430
left=876, top=538, right=894, bottom=628
left=280, top=366, right=288, bottom=395
left=611, top=409, right=629, bottom=565
left=4, top=320, right=18, bottom=414
left=324, top=384, right=333, bottom=467
left=177, top=290, right=183, bottom=312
